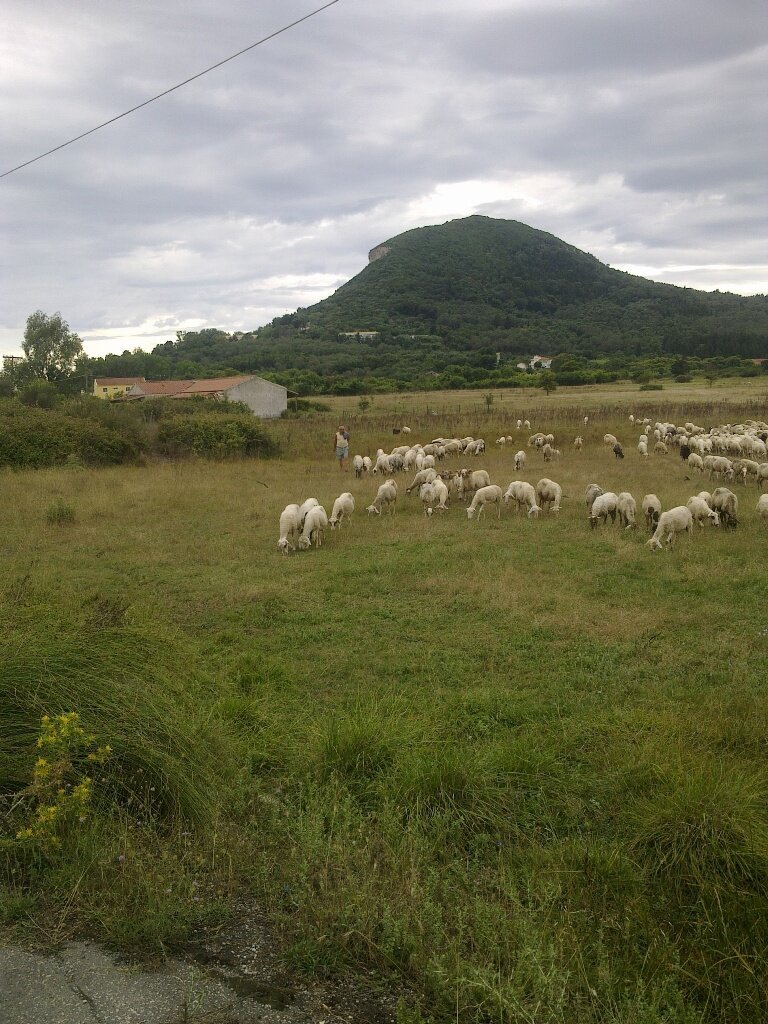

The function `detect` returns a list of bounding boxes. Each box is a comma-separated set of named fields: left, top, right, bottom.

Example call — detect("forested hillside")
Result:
left=84, top=216, right=768, bottom=393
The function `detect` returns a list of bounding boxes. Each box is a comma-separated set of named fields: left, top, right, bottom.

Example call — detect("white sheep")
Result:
left=687, top=453, right=704, bottom=473
left=637, top=441, right=648, bottom=457
left=366, top=479, right=398, bottom=516
left=503, top=480, right=537, bottom=513
left=401, top=425, right=411, bottom=434
left=461, top=468, right=491, bottom=496
left=298, top=505, right=329, bottom=549
left=362, top=456, right=373, bottom=474
left=535, top=478, right=562, bottom=512
left=757, top=463, right=768, bottom=490
left=298, top=497, right=319, bottom=525
left=584, top=483, right=604, bottom=513
left=329, top=492, right=355, bottom=529
left=647, top=507, right=693, bottom=550
left=514, top=450, right=526, bottom=471
left=405, top=468, right=437, bottom=494
left=523, top=419, right=531, bottom=429
left=654, top=441, right=669, bottom=455
left=432, top=477, right=450, bottom=511
left=603, top=433, right=618, bottom=446
left=642, top=494, right=662, bottom=531
left=467, top=484, right=504, bottom=520
left=353, top=454, right=365, bottom=478
left=711, top=487, right=738, bottom=528
left=757, top=493, right=768, bottom=521
left=419, top=482, right=438, bottom=516
left=542, top=443, right=553, bottom=462
left=685, top=496, right=720, bottom=528
left=616, top=492, right=638, bottom=529
left=573, top=436, right=583, bottom=451
left=589, top=492, right=618, bottom=528
left=277, top=503, right=302, bottom=554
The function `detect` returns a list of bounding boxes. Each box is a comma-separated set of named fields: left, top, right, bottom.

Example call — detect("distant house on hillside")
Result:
left=530, top=355, right=553, bottom=369
left=124, top=375, right=287, bottom=418
left=93, top=377, right=145, bottom=400
left=338, top=331, right=380, bottom=341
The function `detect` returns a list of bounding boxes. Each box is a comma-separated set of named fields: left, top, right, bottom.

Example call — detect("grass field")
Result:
left=2, top=383, right=768, bottom=1024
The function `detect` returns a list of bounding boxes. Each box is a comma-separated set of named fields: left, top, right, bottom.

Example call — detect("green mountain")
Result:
left=286, top=215, right=768, bottom=359
left=86, top=216, right=768, bottom=392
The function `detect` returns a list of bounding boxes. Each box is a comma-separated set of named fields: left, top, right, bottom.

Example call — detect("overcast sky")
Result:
left=2, top=0, right=767, bottom=359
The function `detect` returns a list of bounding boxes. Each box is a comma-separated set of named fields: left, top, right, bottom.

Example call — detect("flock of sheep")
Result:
left=277, top=414, right=768, bottom=554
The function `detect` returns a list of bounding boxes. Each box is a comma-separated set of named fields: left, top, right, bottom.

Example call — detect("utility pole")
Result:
left=3, top=354, right=22, bottom=388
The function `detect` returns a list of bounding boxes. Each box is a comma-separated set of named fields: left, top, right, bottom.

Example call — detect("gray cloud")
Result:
left=2, top=0, right=767, bottom=357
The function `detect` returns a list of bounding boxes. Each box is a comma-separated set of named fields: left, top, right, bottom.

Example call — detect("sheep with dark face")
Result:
left=642, top=494, right=662, bottom=531
left=711, top=487, right=739, bottom=529
left=613, top=443, right=625, bottom=459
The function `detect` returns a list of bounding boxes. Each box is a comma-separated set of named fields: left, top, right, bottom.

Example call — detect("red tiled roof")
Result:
left=178, top=376, right=253, bottom=394
left=131, top=380, right=194, bottom=396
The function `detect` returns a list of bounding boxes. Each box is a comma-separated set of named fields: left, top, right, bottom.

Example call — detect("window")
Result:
left=102, top=388, right=108, bottom=393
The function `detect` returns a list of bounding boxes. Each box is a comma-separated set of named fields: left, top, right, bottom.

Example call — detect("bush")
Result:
left=0, top=402, right=139, bottom=468
left=155, top=413, right=278, bottom=459
left=639, top=383, right=664, bottom=391
left=45, top=499, right=76, bottom=525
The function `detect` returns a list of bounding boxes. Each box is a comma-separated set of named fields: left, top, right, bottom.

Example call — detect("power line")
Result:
left=1, top=0, right=341, bottom=179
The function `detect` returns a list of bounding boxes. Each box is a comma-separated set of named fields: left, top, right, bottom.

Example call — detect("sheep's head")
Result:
left=528, top=505, right=542, bottom=519
left=646, top=537, right=662, bottom=551
left=366, top=504, right=380, bottom=515
left=466, top=507, right=475, bottom=519
left=709, top=510, right=720, bottom=526
left=277, top=539, right=292, bottom=554
left=298, top=536, right=312, bottom=550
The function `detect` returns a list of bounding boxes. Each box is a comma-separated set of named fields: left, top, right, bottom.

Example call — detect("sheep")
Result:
left=545, top=433, right=555, bottom=445
left=298, top=497, right=319, bottom=525
left=528, top=433, right=545, bottom=449
left=516, top=419, right=523, bottom=430
left=523, top=419, right=531, bottom=429
left=696, top=490, right=713, bottom=507
left=366, top=479, right=398, bottom=515
left=372, top=453, right=393, bottom=475
left=757, top=493, right=768, bottom=521
left=277, top=503, right=302, bottom=554
left=603, top=433, right=618, bottom=446
left=405, top=468, right=437, bottom=494
left=583, top=415, right=589, bottom=426
left=353, top=454, right=365, bottom=478
left=654, top=441, right=669, bottom=455
left=687, top=453, right=704, bottom=473
left=362, top=456, right=373, bottom=474
left=401, top=425, right=411, bottom=434
left=467, top=484, right=504, bottom=520
left=495, top=436, right=507, bottom=446
left=613, top=442, right=625, bottom=459
left=685, top=496, right=720, bottom=528
left=711, top=487, right=738, bottom=529
left=419, top=482, right=438, bottom=517
left=637, top=441, right=648, bottom=457
left=616, top=492, right=637, bottom=529
left=758, top=463, right=768, bottom=490
left=462, top=468, right=491, bottom=495
left=514, top=450, right=526, bottom=472
left=542, top=442, right=553, bottom=461
left=584, top=483, right=604, bottom=513
left=535, top=478, right=562, bottom=513
left=298, top=505, right=329, bottom=549
left=589, top=492, right=618, bottom=528
left=432, top=477, right=450, bottom=511
left=647, top=507, right=693, bottom=550
left=573, top=436, right=583, bottom=451
left=503, top=480, right=537, bottom=513
left=329, top=492, right=355, bottom=529
left=642, top=494, right=662, bottom=531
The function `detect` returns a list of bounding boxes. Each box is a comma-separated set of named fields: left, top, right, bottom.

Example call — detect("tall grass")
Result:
left=1, top=393, right=767, bottom=1017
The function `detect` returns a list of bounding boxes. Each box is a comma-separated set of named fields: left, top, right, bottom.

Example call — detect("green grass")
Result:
left=1, top=388, right=767, bottom=1019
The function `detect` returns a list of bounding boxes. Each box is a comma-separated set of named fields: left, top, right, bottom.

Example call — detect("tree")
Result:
left=22, top=310, right=83, bottom=382
left=538, top=370, right=557, bottom=395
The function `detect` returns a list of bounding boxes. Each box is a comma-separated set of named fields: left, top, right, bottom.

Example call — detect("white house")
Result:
left=126, top=375, right=288, bottom=418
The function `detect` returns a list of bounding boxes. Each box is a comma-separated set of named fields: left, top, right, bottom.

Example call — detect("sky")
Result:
left=2, top=0, right=767, bottom=360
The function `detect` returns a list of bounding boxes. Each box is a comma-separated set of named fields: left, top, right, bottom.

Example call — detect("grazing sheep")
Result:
left=757, top=493, right=768, bottom=521
left=584, top=415, right=589, bottom=426
left=654, top=441, right=669, bottom=455
left=528, top=432, right=546, bottom=449
left=613, top=442, right=625, bottom=459
left=535, top=478, right=562, bottom=513
left=647, top=507, right=693, bottom=550
left=696, top=490, right=713, bottom=507
left=353, top=454, right=365, bottom=478
left=686, top=496, right=719, bottom=528
left=516, top=419, right=523, bottom=430
left=401, top=426, right=411, bottom=434
left=573, top=436, right=583, bottom=451
left=503, top=480, right=537, bottom=513
left=523, top=419, right=531, bottom=429
left=461, top=468, right=491, bottom=496
left=298, top=497, right=319, bottom=525
left=687, top=453, right=704, bottom=473
left=711, top=487, right=738, bottom=529
left=637, top=441, right=648, bottom=457
left=495, top=436, right=507, bottom=446
left=366, top=479, right=398, bottom=515
left=589, top=492, right=618, bottom=528
left=642, top=494, right=662, bottom=531
left=406, top=468, right=437, bottom=494
left=603, top=433, right=618, bottom=446
left=329, top=492, right=355, bottom=529
left=514, top=450, right=526, bottom=472
left=362, top=456, right=373, bottom=474
left=757, top=463, right=768, bottom=490
left=467, top=484, right=504, bottom=520
left=616, top=492, right=637, bottom=529
left=584, top=483, right=604, bottom=513
left=419, top=482, right=438, bottom=516
left=432, top=477, right=450, bottom=511
left=542, top=443, right=553, bottom=461
left=298, top=505, right=329, bottom=549
left=277, top=503, right=302, bottom=554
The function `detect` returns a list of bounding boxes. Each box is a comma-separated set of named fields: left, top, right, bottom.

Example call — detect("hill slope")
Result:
left=287, top=216, right=768, bottom=358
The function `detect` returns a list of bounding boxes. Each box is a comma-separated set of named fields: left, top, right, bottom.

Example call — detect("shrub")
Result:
left=155, top=413, right=279, bottom=459
left=639, top=383, right=664, bottom=391
left=45, top=499, right=76, bottom=525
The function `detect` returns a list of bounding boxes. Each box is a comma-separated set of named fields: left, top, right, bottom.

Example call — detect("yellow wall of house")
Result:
left=94, top=384, right=132, bottom=400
